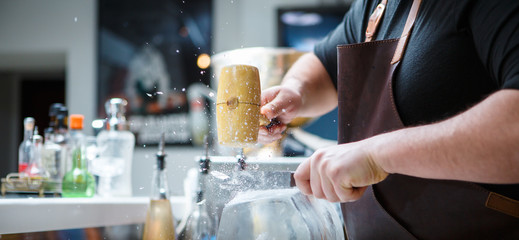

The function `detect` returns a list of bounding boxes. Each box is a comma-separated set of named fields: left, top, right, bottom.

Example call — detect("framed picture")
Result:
left=97, top=0, right=212, bottom=145
left=277, top=5, right=350, bottom=52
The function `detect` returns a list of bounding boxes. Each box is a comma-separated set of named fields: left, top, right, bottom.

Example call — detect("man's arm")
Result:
left=261, top=52, right=338, bottom=120
left=374, top=89, right=519, bottom=183
left=259, top=52, right=337, bottom=144
left=295, top=89, right=519, bottom=202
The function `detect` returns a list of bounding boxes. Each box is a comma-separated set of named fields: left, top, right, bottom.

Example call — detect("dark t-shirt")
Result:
left=314, top=0, right=519, bottom=198
left=315, top=0, right=519, bottom=126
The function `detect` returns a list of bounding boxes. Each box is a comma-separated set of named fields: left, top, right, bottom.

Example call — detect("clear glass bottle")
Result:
left=61, top=114, right=96, bottom=198
left=186, top=191, right=216, bottom=240
left=18, top=117, right=35, bottom=175
left=25, top=127, right=48, bottom=179
left=54, top=106, right=69, bottom=145
left=54, top=106, right=69, bottom=178
left=42, top=127, right=64, bottom=182
left=94, top=98, right=135, bottom=197
left=143, top=133, right=176, bottom=240
left=183, top=136, right=216, bottom=240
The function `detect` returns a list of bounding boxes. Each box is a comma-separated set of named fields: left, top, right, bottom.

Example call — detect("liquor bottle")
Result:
left=18, top=117, right=35, bottom=175
left=42, top=127, right=64, bottom=182
left=183, top=136, right=215, bottom=240
left=94, top=98, right=135, bottom=197
left=54, top=106, right=69, bottom=178
left=54, top=106, right=69, bottom=145
left=185, top=191, right=215, bottom=240
left=25, top=127, right=48, bottom=178
left=143, top=133, right=176, bottom=240
left=61, top=114, right=95, bottom=198
left=42, top=104, right=66, bottom=182
left=48, top=103, right=64, bottom=131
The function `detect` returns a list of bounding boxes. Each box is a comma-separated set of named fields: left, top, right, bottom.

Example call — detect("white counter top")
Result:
left=0, top=196, right=185, bottom=234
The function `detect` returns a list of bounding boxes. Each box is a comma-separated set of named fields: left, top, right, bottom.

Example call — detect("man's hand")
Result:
left=294, top=141, right=389, bottom=202
left=258, top=86, right=302, bottom=144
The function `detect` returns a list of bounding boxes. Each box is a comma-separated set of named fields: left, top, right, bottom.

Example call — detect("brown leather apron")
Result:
left=337, top=0, right=519, bottom=239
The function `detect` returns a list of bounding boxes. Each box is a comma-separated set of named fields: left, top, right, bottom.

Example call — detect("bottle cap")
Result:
left=49, top=103, right=64, bottom=117
left=58, top=106, right=68, bottom=115
left=105, top=98, right=128, bottom=131
left=24, top=117, right=35, bottom=130
left=105, top=98, right=128, bottom=116
left=69, top=114, right=84, bottom=130
left=33, top=126, right=43, bottom=144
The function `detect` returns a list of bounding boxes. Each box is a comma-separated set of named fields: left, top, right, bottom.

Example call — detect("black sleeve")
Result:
left=313, top=0, right=371, bottom=89
left=468, top=0, right=519, bottom=90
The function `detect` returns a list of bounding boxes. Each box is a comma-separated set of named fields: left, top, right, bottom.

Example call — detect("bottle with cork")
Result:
left=61, top=114, right=96, bottom=198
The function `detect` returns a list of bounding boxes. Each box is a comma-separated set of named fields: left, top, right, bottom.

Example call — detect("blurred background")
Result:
left=0, top=0, right=351, bottom=196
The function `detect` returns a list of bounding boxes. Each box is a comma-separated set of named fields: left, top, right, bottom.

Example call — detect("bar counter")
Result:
left=0, top=196, right=185, bottom=235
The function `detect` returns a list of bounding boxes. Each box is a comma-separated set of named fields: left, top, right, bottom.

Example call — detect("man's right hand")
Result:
left=258, top=86, right=302, bottom=144
left=257, top=52, right=337, bottom=144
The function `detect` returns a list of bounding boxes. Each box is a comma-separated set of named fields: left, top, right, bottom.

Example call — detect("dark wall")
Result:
left=0, top=72, right=65, bottom=179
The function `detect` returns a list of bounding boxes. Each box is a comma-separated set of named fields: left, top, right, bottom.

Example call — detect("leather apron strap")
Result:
left=365, top=0, right=387, bottom=42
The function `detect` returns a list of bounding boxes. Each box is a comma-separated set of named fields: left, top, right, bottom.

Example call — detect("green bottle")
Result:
left=62, top=114, right=96, bottom=198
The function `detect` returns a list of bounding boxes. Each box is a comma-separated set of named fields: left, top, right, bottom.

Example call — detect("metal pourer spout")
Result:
left=199, top=135, right=211, bottom=174
left=157, top=133, right=166, bottom=171
left=236, top=148, right=247, bottom=171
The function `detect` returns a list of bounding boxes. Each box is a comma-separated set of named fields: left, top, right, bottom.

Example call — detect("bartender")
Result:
left=259, top=0, right=519, bottom=239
